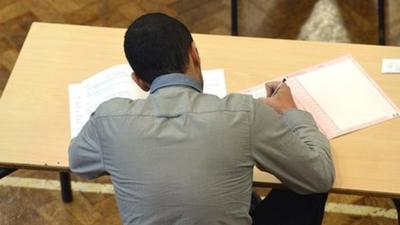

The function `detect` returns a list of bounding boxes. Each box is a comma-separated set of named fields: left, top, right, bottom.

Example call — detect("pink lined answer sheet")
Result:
left=241, top=55, right=400, bottom=139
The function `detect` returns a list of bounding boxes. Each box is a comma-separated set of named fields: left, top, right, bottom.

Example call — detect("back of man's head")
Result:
left=124, top=13, right=193, bottom=84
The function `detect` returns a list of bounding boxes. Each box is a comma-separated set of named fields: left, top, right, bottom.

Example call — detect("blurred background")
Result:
left=0, top=0, right=399, bottom=224
left=1, top=0, right=400, bottom=96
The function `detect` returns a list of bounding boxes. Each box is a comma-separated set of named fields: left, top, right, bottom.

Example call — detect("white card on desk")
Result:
left=382, top=59, right=400, bottom=73
left=242, top=55, right=400, bottom=139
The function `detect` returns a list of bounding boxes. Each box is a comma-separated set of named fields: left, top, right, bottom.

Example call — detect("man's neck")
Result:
left=184, top=69, right=203, bottom=88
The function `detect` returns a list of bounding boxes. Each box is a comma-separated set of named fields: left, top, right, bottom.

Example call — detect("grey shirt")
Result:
left=69, top=73, right=334, bottom=225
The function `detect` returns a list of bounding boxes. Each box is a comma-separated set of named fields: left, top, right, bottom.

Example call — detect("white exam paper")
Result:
left=203, top=69, right=227, bottom=98
left=69, top=65, right=227, bottom=138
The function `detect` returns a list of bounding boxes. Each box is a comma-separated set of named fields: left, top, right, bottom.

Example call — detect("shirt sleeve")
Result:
left=68, top=117, right=105, bottom=179
left=251, top=99, right=335, bottom=194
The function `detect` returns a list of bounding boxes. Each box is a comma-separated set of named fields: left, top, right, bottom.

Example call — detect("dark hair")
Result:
left=124, top=13, right=193, bottom=84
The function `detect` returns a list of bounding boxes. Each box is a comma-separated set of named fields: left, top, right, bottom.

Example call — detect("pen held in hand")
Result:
left=271, top=78, right=287, bottom=96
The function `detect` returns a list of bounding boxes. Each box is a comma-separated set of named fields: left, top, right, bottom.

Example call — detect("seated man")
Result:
left=69, top=13, right=335, bottom=225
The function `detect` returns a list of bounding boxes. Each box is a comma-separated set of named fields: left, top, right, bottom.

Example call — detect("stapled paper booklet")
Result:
left=242, top=55, right=400, bottom=139
left=69, top=65, right=226, bottom=138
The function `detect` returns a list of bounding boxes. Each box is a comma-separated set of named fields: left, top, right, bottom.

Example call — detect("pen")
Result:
left=271, top=78, right=287, bottom=96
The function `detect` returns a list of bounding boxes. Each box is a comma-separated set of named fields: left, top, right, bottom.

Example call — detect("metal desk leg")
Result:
left=377, top=3, right=396, bottom=222
left=378, top=0, right=385, bottom=45
left=59, top=172, right=73, bottom=203
left=393, top=199, right=400, bottom=225
left=0, top=168, right=17, bottom=179
left=231, top=0, right=238, bottom=36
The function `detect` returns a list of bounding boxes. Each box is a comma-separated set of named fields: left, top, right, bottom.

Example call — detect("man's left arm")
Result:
left=69, top=118, right=105, bottom=179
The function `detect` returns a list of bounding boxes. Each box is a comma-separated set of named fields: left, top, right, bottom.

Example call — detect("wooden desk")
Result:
left=1, top=22, right=400, bottom=198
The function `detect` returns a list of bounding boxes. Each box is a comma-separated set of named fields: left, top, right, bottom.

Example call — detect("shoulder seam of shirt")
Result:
left=248, top=100, right=255, bottom=165
left=92, top=119, right=107, bottom=173
left=93, top=109, right=252, bottom=119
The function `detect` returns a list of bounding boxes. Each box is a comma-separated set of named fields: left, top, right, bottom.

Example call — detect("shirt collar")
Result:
left=149, top=73, right=203, bottom=94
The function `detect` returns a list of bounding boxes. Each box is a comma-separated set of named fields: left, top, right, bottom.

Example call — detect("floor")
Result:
left=0, top=0, right=399, bottom=224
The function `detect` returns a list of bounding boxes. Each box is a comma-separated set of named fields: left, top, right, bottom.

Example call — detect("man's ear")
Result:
left=132, top=72, right=150, bottom=92
left=190, top=42, right=200, bottom=66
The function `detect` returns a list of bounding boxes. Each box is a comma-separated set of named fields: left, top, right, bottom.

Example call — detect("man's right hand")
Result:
left=264, top=81, right=297, bottom=114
